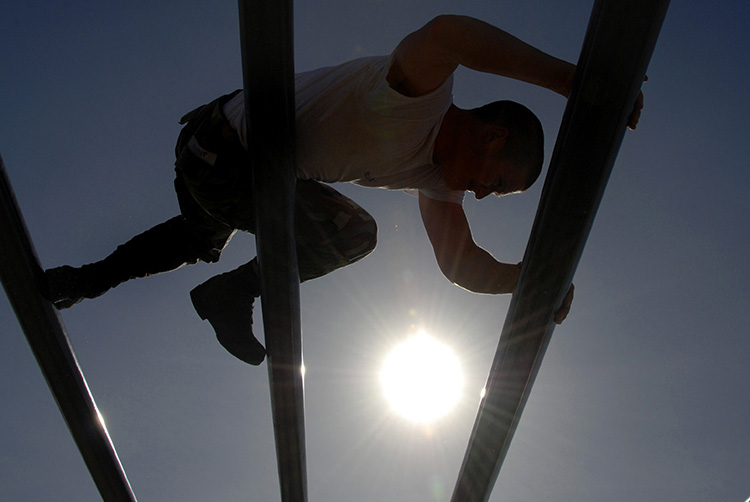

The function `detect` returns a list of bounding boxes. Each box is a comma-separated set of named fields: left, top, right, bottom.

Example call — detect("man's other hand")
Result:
left=554, top=284, right=575, bottom=324
left=628, top=76, right=648, bottom=130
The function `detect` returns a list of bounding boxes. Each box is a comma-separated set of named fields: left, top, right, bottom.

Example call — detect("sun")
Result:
left=379, top=331, right=464, bottom=424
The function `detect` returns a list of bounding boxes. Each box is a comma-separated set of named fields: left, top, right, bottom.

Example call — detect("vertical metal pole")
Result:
left=450, top=1, right=670, bottom=501
left=0, top=156, right=137, bottom=502
left=237, top=1, right=307, bottom=501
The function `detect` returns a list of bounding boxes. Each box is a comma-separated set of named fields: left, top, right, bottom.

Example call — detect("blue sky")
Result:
left=1, top=1, right=748, bottom=501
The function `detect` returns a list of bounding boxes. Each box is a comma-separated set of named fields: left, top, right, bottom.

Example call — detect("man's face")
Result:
left=439, top=123, right=529, bottom=198
left=468, top=155, right=528, bottom=200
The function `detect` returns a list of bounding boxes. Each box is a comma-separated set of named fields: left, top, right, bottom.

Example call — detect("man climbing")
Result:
left=45, top=15, right=642, bottom=365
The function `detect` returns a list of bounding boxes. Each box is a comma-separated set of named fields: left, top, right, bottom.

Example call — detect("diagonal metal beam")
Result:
left=0, top=155, right=137, bottom=502
left=451, top=1, right=670, bottom=501
left=237, top=1, right=307, bottom=501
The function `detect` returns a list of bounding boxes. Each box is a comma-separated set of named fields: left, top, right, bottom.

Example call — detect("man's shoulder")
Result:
left=296, top=55, right=389, bottom=82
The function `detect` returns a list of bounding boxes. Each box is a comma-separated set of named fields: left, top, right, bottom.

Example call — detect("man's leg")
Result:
left=192, top=179, right=377, bottom=293
left=173, top=99, right=270, bottom=365
left=45, top=214, right=232, bottom=309
left=189, top=179, right=376, bottom=364
left=43, top=91, right=243, bottom=310
left=175, top=92, right=377, bottom=364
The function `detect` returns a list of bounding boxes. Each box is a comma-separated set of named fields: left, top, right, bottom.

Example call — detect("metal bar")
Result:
left=450, top=1, right=670, bottom=501
left=0, top=155, right=137, bottom=502
left=237, top=1, right=307, bottom=501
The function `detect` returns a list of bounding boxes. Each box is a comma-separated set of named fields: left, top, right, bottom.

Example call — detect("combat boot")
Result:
left=190, top=261, right=265, bottom=365
left=45, top=263, right=123, bottom=309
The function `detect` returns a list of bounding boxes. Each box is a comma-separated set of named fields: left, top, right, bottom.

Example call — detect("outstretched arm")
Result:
left=419, top=193, right=521, bottom=295
left=388, top=15, right=575, bottom=98
left=388, top=14, right=644, bottom=129
left=420, top=193, right=574, bottom=322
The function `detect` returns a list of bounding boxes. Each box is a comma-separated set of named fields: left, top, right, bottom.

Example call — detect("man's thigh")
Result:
left=294, top=180, right=377, bottom=281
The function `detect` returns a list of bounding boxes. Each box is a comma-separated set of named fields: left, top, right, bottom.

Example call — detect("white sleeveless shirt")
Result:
left=223, top=54, right=464, bottom=204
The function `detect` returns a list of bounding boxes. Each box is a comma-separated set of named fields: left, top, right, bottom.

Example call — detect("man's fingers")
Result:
left=628, top=91, right=645, bottom=130
left=628, top=78, right=647, bottom=130
left=554, top=284, right=575, bottom=324
left=554, top=306, right=569, bottom=324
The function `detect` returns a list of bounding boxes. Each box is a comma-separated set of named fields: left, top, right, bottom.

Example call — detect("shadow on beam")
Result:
left=450, top=1, right=670, bottom=501
left=0, top=155, right=137, bottom=502
left=237, top=1, right=307, bottom=501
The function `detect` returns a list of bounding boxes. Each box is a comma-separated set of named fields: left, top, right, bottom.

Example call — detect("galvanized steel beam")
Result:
left=0, top=155, right=137, bottom=502
left=237, top=1, right=307, bottom=501
left=450, top=1, right=670, bottom=500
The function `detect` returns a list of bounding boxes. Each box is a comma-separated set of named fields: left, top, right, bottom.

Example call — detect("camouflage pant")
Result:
left=173, top=92, right=377, bottom=282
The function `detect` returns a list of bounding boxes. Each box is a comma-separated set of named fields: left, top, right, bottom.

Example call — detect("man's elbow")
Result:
left=436, top=256, right=483, bottom=293
left=436, top=256, right=462, bottom=286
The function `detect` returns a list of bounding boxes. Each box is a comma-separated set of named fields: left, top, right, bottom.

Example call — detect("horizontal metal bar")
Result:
left=450, top=1, right=671, bottom=501
left=0, top=155, right=137, bottom=502
left=237, top=0, right=307, bottom=501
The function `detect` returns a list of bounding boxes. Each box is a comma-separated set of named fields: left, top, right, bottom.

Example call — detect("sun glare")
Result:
left=380, top=331, right=463, bottom=423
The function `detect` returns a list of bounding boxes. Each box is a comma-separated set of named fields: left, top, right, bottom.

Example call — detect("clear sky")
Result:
left=1, top=1, right=748, bottom=501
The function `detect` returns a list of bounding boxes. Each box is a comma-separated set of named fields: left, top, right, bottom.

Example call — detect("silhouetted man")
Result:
left=47, top=15, right=642, bottom=364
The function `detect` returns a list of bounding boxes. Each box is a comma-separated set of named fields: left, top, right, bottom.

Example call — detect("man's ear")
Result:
left=486, top=126, right=509, bottom=143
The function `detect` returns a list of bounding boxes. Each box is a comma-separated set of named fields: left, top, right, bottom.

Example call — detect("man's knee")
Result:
left=345, top=208, right=377, bottom=262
